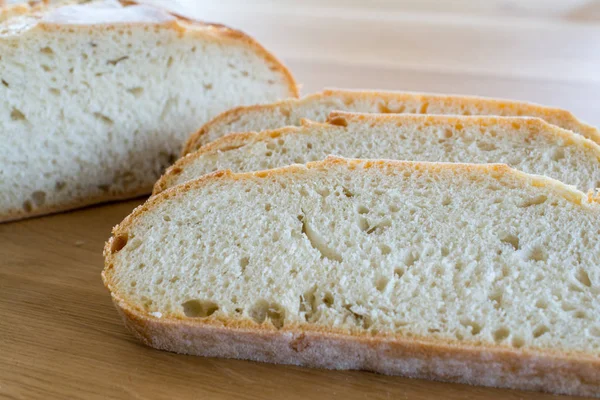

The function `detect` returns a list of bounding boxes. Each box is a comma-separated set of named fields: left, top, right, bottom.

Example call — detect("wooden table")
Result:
left=1, top=2, right=599, bottom=399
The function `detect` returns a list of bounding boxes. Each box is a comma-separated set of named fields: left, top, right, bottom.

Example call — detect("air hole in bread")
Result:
left=442, top=197, right=452, bottom=206
left=519, top=195, right=548, bottom=208
left=107, top=56, right=129, bottom=66
left=316, top=188, right=330, bottom=197
left=49, top=88, right=60, bottom=96
left=575, top=310, right=587, bottom=319
left=22, top=200, right=32, bottom=213
left=265, top=151, right=273, bottom=157
left=357, top=205, right=369, bottom=214
left=182, top=299, right=219, bottom=318
left=376, top=277, right=390, bottom=292
left=299, top=212, right=343, bottom=262
left=110, top=233, right=129, bottom=254
left=569, top=284, right=584, bottom=293
left=343, top=304, right=372, bottom=329
left=249, top=300, right=285, bottom=328
left=511, top=336, right=525, bottom=348
left=551, top=148, right=565, bottom=161
left=419, top=102, right=429, bottom=114
left=32, top=191, right=46, bottom=207
left=493, top=327, right=510, bottom=342
left=389, top=204, right=400, bottom=212
left=523, top=246, right=547, bottom=262
left=369, top=219, right=391, bottom=234
left=55, top=181, right=66, bottom=191
left=141, top=296, right=153, bottom=310
left=477, top=141, right=497, bottom=152
left=322, top=292, right=334, bottom=308
left=394, top=267, right=405, bottom=279
left=500, top=233, right=520, bottom=250
left=341, top=187, right=354, bottom=198
left=264, top=203, right=272, bottom=212
left=93, top=112, right=114, bottom=126
left=161, top=97, right=178, bottom=120
left=267, top=304, right=285, bottom=329
left=488, top=290, right=503, bottom=309
left=127, top=87, right=144, bottom=98
left=576, top=268, right=592, bottom=287
left=10, top=108, right=26, bottom=122
left=512, top=122, right=522, bottom=130
left=40, top=47, right=54, bottom=55
left=533, top=325, right=550, bottom=338
left=379, top=244, right=392, bottom=255
left=460, top=320, right=482, bottom=335
left=203, top=83, right=213, bottom=90
left=404, top=252, right=418, bottom=267
left=328, top=116, right=348, bottom=127
left=591, top=327, right=600, bottom=337
left=358, top=216, right=369, bottom=232
left=1, top=79, right=8, bottom=87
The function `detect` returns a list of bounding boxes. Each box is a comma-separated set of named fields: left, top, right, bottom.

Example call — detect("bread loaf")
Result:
left=104, top=157, right=600, bottom=397
left=0, top=0, right=297, bottom=222
left=156, top=112, right=600, bottom=195
left=183, top=89, right=600, bottom=153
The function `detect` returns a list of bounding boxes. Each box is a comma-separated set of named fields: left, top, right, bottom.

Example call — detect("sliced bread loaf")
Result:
left=0, top=0, right=297, bottom=222
left=104, top=157, right=600, bottom=396
left=155, top=112, right=600, bottom=195
left=183, top=89, right=600, bottom=153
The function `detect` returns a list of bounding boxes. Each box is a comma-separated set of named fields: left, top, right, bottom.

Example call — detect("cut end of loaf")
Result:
left=104, top=157, right=600, bottom=396
left=0, top=0, right=298, bottom=222
left=183, top=89, right=600, bottom=153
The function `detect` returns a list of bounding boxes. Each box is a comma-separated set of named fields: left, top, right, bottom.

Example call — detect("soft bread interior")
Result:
left=186, top=89, right=600, bottom=151
left=0, top=0, right=295, bottom=220
left=157, top=113, right=600, bottom=194
left=106, top=159, right=600, bottom=356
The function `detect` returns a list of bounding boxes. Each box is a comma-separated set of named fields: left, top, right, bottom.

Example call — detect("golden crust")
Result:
left=182, top=89, right=600, bottom=154
left=104, top=157, right=600, bottom=396
left=0, top=1, right=297, bottom=97
left=155, top=112, right=600, bottom=195
left=111, top=298, right=600, bottom=397
left=0, top=185, right=149, bottom=224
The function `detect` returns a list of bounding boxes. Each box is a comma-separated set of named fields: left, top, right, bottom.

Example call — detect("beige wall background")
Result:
left=157, top=0, right=600, bottom=125
left=6, top=0, right=600, bottom=125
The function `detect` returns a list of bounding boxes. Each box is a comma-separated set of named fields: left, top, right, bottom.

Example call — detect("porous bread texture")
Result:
left=183, top=89, right=600, bottom=154
left=156, top=113, right=600, bottom=195
left=104, top=157, right=600, bottom=396
left=0, top=0, right=297, bottom=222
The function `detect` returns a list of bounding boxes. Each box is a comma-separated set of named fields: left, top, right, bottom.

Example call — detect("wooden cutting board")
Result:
left=1, top=2, right=598, bottom=399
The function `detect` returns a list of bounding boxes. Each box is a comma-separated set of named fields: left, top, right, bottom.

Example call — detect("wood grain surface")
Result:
left=1, top=1, right=599, bottom=399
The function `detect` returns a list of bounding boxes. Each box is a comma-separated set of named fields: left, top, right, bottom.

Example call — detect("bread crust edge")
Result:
left=104, top=158, right=600, bottom=396
left=109, top=295, right=600, bottom=397
left=157, top=113, right=600, bottom=195
left=182, top=89, right=600, bottom=154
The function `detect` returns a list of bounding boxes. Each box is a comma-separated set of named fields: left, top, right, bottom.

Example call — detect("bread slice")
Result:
left=104, top=157, right=600, bottom=396
left=0, top=0, right=297, bottom=223
left=183, top=89, right=600, bottom=154
left=155, top=112, right=600, bottom=195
